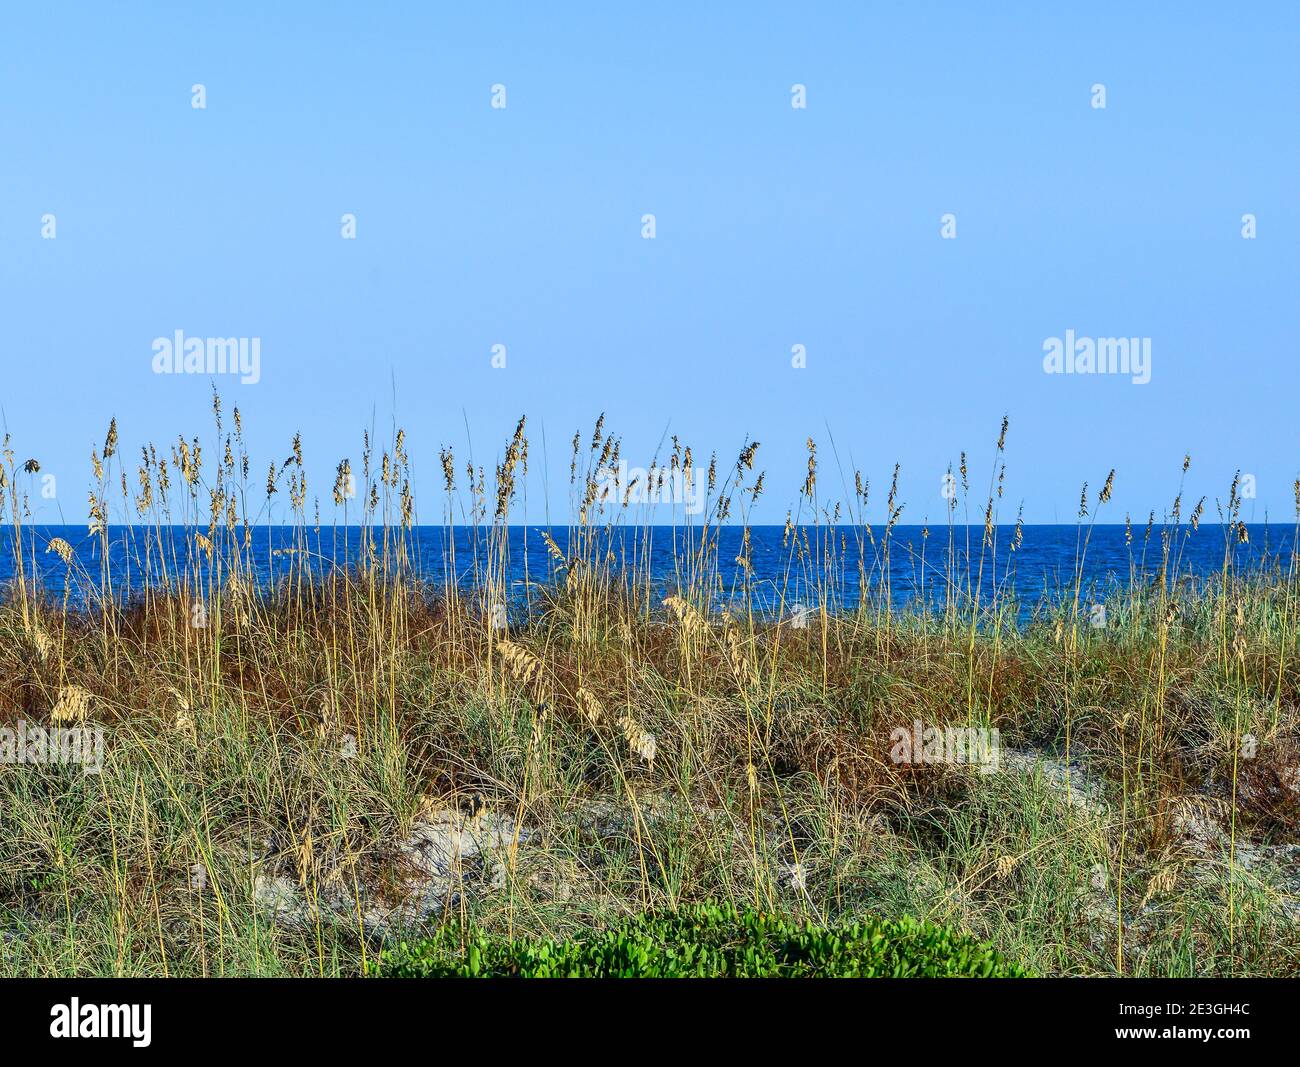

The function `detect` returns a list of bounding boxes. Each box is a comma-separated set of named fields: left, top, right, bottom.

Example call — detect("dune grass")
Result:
left=0, top=405, right=1298, bottom=977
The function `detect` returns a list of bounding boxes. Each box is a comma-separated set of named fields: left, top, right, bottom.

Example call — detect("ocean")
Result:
left=3, top=523, right=1292, bottom=619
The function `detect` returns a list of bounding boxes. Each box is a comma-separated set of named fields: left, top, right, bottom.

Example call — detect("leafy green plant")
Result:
left=374, top=902, right=1031, bottom=977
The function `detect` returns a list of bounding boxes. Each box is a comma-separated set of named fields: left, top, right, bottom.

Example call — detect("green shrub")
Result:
left=374, top=902, right=1031, bottom=977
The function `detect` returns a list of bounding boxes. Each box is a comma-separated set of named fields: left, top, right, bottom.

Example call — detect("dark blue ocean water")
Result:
left=3, top=524, right=1293, bottom=619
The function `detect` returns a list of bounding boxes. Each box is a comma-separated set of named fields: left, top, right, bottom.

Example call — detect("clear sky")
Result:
left=2, top=2, right=1297, bottom=526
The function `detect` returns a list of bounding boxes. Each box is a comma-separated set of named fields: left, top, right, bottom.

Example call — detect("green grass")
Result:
left=2, top=409, right=1299, bottom=978
left=374, top=902, right=1030, bottom=977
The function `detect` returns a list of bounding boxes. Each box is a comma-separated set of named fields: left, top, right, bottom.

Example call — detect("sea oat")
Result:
left=51, top=685, right=93, bottom=724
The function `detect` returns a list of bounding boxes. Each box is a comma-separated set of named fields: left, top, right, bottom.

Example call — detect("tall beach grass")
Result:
left=1, top=402, right=1298, bottom=977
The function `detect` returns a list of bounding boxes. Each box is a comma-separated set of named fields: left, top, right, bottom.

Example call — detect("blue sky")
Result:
left=2, top=2, right=1297, bottom=525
